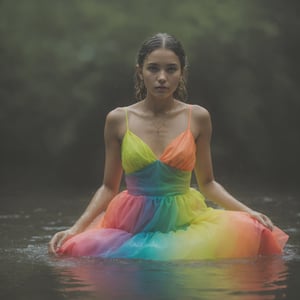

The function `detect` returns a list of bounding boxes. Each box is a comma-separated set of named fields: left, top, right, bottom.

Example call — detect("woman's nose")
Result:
left=157, top=71, right=167, bottom=82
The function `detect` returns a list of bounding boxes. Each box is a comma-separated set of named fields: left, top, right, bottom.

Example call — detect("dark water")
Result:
left=0, top=186, right=299, bottom=300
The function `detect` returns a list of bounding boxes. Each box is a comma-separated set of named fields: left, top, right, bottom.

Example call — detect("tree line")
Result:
left=0, top=0, right=299, bottom=187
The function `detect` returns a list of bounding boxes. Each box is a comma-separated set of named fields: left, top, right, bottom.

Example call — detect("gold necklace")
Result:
left=152, top=117, right=166, bottom=135
left=143, top=100, right=175, bottom=135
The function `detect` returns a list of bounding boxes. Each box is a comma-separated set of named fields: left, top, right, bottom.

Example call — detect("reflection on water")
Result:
left=50, top=256, right=289, bottom=300
left=0, top=188, right=299, bottom=300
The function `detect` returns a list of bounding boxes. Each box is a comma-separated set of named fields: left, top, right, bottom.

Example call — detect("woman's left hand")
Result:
left=249, top=210, right=274, bottom=231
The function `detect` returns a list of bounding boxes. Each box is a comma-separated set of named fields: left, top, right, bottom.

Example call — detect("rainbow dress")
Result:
left=58, top=107, right=288, bottom=260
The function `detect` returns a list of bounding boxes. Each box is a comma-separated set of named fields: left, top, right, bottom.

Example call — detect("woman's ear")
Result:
left=136, top=64, right=143, bottom=80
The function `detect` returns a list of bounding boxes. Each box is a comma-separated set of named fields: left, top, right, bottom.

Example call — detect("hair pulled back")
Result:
left=134, top=33, right=188, bottom=102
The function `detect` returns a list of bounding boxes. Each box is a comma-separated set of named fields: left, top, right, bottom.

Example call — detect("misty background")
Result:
left=1, top=0, right=299, bottom=192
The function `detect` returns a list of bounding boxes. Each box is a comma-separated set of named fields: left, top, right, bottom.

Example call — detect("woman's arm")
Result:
left=48, top=108, right=125, bottom=254
left=192, top=105, right=274, bottom=230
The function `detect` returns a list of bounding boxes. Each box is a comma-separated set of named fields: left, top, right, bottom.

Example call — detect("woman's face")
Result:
left=139, top=48, right=182, bottom=100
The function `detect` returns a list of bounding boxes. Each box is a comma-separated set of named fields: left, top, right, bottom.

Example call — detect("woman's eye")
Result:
left=147, top=66, right=159, bottom=72
left=167, top=67, right=178, bottom=73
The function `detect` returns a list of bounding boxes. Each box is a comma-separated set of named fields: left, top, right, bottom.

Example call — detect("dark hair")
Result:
left=134, top=33, right=188, bottom=102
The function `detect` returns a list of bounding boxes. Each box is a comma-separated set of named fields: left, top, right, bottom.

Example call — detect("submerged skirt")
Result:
left=57, top=188, right=288, bottom=260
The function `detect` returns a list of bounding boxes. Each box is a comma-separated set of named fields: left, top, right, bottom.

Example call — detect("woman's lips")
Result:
left=155, top=86, right=168, bottom=90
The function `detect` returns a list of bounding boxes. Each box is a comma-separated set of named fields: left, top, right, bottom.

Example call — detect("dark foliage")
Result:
left=0, top=0, right=299, bottom=187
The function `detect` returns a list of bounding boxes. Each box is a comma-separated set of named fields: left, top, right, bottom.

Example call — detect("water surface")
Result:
left=0, top=186, right=299, bottom=300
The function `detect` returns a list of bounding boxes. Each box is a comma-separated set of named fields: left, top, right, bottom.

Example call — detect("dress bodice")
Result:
left=121, top=107, right=196, bottom=196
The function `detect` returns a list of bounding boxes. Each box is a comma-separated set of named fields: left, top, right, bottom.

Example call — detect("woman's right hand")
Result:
left=48, top=228, right=76, bottom=255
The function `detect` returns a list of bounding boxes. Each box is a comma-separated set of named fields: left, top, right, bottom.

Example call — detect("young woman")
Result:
left=48, top=33, right=288, bottom=260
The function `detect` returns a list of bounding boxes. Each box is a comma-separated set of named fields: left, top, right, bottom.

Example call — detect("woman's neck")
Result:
left=142, top=96, right=176, bottom=115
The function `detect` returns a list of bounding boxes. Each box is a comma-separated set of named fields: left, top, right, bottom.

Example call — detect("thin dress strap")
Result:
left=124, top=107, right=129, bottom=131
left=187, top=105, right=192, bottom=129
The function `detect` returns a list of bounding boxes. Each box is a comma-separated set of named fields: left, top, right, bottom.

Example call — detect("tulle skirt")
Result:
left=58, top=188, right=288, bottom=260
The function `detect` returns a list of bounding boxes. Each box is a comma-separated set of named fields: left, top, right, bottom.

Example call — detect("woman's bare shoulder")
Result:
left=190, top=104, right=210, bottom=121
left=107, top=102, right=143, bottom=119
left=106, top=107, right=127, bottom=124
left=104, top=107, right=128, bottom=140
left=189, top=104, right=212, bottom=138
left=105, top=104, right=143, bottom=135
